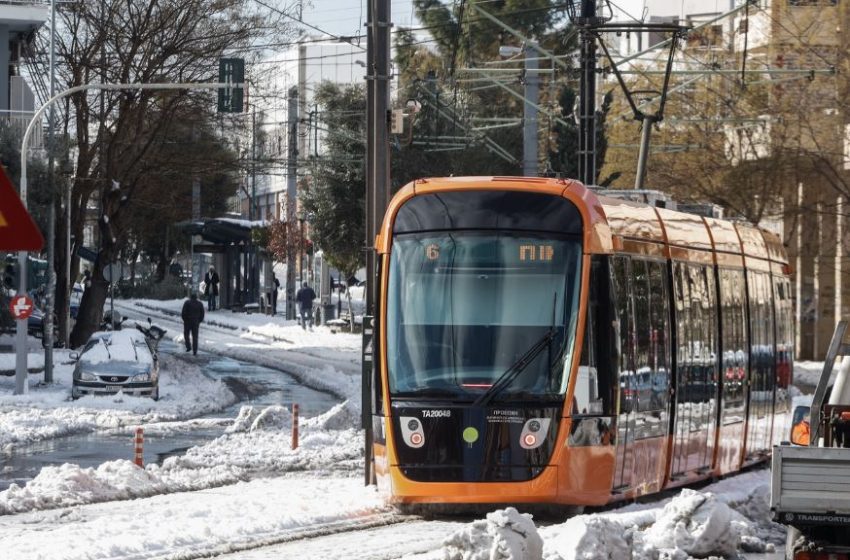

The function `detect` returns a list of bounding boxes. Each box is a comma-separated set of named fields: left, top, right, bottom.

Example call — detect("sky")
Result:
left=300, top=0, right=420, bottom=39
left=296, top=1, right=741, bottom=43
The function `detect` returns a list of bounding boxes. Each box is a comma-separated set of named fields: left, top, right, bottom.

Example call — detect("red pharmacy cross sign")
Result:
left=9, top=294, right=34, bottom=320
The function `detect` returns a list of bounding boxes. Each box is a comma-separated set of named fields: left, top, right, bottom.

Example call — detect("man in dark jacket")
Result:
left=295, top=282, right=316, bottom=330
left=204, top=266, right=220, bottom=311
left=181, top=293, right=205, bottom=355
left=272, top=277, right=280, bottom=315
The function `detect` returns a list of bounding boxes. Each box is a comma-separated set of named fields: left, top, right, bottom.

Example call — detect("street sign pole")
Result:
left=14, top=81, right=244, bottom=394
left=14, top=255, right=27, bottom=394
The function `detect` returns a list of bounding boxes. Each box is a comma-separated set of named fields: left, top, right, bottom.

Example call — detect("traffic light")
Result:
left=3, top=255, right=15, bottom=291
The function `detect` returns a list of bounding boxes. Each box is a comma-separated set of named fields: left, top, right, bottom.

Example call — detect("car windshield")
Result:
left=386, top=231, right=582, bottom=403
left=81, top=361, right=151, bottom=375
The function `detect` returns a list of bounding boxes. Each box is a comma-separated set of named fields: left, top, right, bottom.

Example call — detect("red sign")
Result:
left=9, top=294, right=34, bottom=320
left=0, top=165, right=44, bottom=251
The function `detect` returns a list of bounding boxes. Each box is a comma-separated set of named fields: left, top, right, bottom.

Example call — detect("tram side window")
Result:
left=774, top=275, right=793, bottom=389
left=576, top=256, right=615, bottom=416
left=748, top=271, right=776, bottom=404
left=674, top=262, right=719, bottom=426
left=612, top=256, right=636, bottom=415
left=632, top=259, right=652, bottom=413
left=647, top=260, right=671, bottom=418
left=719, top=268, right=748, bottom=424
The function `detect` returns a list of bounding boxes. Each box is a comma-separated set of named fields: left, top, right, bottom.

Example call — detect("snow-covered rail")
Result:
left=158, top=512, right=418, bottom=560
left=210, top=518, right=466, bottom=560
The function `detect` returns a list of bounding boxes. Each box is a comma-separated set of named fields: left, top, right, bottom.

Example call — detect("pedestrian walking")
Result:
left=181, top=292, right=205, bottom=355
left=295, top=282, right=316, bottom=330
left=272, top=277, right=280, bottom=315
left=204, top=266, right=220, bottom=311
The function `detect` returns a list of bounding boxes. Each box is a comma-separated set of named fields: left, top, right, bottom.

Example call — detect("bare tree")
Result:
left=44, top=0, right=294, bottom=347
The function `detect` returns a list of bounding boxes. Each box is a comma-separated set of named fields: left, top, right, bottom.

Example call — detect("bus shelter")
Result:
left=178, top=218, right=273, bottom=311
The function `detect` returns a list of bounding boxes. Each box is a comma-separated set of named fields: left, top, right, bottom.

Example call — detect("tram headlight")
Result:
left=400, top=416, right=425, bottom=448
left=520, top=418, right=550, bottom=450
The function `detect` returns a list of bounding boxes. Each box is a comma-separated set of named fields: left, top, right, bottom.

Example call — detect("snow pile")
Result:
left=549, top=516, right=633, bottom=560
left=442, top=507, right=543, bottom=560
left=303, top=399, right=360, bottom=431
left=227, top=404, right=292, bottom=433
left=642, top=490, right=741, bottom=558
left=542, top=476, right=781, bottom=560
left=0, top=459, right=244, bottom=515
left=0, top=353, right=44, bottom=373
left=168, top=403, right=362, bottom=475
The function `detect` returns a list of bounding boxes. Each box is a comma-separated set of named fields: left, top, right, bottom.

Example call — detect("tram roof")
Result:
left=594, top=193, right=783, bottom=265
left=380, top=177, right=787, bottom=266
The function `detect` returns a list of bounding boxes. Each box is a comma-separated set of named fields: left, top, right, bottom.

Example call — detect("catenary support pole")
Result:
left=522, top=45, right=538, bottom=177
left=286, top=86, right=298, bottom=321
left=43, top=0, right=57, bottom=383
left=363, top=0, right=391, bottom=486
left=577, top=0, right=599, bottom=186
left=14, top=81, right=245, bottom=395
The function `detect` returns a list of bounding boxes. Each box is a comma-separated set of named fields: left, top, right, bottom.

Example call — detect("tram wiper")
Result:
left=472, top=327, right=557, bottom=408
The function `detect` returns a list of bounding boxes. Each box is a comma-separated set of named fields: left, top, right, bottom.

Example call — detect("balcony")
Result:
left=0, top=1, right=49, bottom=33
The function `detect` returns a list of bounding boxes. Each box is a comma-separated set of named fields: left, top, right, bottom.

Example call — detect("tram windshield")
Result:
left=386, top=232, right=582, bottom=403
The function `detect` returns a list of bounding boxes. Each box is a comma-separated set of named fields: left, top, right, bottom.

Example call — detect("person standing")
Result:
left=181, top=292, right=205, bottom=355
left=204, top=266, right=220, bottom=311
left=272, top=277, right=280, bottom=315
left=295, top=282, right=316, bottom=330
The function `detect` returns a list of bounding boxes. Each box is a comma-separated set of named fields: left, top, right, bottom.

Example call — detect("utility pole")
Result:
left=576, top=0, right=602, bottom=186
left=363, top=0, right=391, bottom=486
left=522, top=45, right=538, bottom=177
left=251, top=106, right=256, bottom=221
left=43, top=0, right=57, bottom=383
left=286, top=86, right=298, bottom=321
left=191, top=124, right=200, bottom=296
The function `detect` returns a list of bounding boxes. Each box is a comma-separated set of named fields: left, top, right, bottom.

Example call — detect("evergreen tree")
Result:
left=300, top=82, right=366, bottom=327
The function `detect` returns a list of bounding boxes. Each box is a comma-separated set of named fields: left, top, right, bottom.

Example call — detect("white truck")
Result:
left=771, top=321, right=850, bottom=559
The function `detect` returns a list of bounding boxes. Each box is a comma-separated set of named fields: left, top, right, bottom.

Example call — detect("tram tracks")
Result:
left=147, top=512, right=421, bottom=560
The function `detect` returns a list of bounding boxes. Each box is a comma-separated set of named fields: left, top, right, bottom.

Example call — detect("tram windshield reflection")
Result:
left=386, top=232, right=582, bottom=403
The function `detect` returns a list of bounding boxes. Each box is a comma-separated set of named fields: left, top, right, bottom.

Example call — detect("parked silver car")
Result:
left=71, top=322, right=166, bottom=400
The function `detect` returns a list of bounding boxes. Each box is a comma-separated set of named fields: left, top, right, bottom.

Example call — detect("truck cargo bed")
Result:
left=771, top=445, right=850, bottom=526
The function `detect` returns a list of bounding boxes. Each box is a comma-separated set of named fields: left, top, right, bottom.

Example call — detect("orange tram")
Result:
left=369, top=176, right=793, bottom=506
